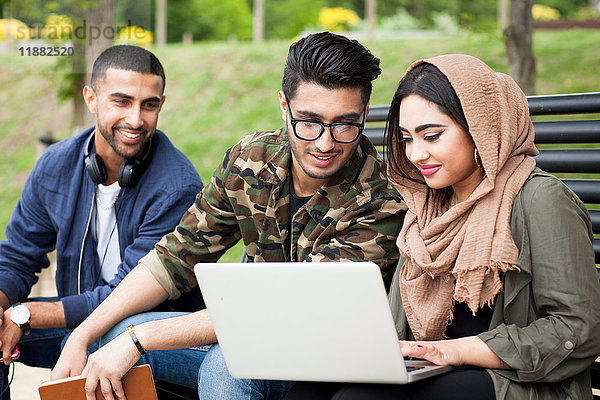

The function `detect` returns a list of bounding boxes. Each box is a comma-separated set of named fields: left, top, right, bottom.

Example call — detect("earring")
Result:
left=474, top=149, right=483, bottom=170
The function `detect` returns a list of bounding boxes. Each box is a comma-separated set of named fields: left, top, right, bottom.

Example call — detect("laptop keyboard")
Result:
left=406, top=366, right=425, bottom=372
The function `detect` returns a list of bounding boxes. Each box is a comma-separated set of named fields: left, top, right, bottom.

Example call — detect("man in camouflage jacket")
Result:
left=149, top=127, right=403, bottom=298
left=53, top=32, right=406, bottom=400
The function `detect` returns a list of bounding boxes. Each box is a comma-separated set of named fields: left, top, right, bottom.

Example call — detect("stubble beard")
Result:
left=289, top=138, right=356, bottom=180
left=96, top=115, right=147, bottom=160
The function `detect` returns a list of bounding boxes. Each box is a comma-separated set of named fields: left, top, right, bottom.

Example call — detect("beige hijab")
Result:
left=388, top=54, right=539, bottom=340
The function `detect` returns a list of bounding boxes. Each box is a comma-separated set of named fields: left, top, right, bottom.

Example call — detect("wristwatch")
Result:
left=10, top=303, right=31, bottom=335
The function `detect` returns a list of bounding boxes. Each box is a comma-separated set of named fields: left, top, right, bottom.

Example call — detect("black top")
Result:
left=445, top=301, right=494, bottom=339
left=290, top=184, right=312, bottom=218
left=285, top=180, right=312, bottom=261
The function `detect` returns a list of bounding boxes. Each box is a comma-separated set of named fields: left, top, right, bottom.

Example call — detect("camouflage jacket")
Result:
left=141, top=128, right=406, bottom=299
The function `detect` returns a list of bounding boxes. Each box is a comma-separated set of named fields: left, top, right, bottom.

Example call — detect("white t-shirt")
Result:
left=91, top=181, right=122, bottom=283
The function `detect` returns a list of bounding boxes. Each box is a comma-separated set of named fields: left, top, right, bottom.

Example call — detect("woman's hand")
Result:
left=400, top=336, right=510, bottom=369
left=400, top=339, right=464, bottom=366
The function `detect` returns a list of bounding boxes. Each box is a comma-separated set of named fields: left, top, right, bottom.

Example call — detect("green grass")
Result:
left=1, top=29, right=599, bottom=262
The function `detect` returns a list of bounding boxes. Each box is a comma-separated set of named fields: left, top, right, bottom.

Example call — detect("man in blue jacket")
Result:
left=0, top=45, right=204, bottom=398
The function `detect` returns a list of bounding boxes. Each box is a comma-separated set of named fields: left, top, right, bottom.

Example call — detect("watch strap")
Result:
left=20, top=321, right=31, bottom=335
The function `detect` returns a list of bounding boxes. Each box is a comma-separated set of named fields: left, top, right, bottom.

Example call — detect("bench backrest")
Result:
left=364, top=92, right=600, bottom=266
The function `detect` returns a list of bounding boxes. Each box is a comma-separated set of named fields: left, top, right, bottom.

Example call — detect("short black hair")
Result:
left=385, top=62, right=469, bottom=184
left=282, top=32, right=381, bottom=105
left=91, top=45, right=166, bottom=93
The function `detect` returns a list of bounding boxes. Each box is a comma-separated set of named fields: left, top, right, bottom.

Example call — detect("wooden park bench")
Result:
left=158, top=91, right=600, bottom=399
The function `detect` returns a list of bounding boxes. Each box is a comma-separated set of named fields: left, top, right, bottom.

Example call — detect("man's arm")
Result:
left=52, top=264, right=168, bottom=377
left=53, top=263, right=216, bottom=400
left=0, top=299, right=65, bottom=364
left=81, top=310, right=215, bottom=400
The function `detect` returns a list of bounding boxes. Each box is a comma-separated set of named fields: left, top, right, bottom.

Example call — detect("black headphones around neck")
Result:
left=83, top=131, right=153, bottom=188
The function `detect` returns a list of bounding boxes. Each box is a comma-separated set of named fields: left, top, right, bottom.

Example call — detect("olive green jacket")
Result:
left=389, top=169, right=600, bottom=399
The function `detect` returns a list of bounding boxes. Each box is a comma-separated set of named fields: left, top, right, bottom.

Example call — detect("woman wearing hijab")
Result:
left=284, top=54, right=600, bottom=399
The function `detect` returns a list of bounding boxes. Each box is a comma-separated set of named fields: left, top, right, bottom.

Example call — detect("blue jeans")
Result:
left=198, top=343, right=295, bottom=400
left=100, top=312, right=211, bottom=389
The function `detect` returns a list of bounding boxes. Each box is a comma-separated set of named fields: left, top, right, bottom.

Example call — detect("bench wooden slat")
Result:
left=590, top=210, right=600, bottom=233
left=535, top=149, right=600, bottom=173
left=363, top=128, right=385, bottom=146
left=366, top=105, right=390, bottom=122
left=366, top=92, right=600, bottom=121
left=527, top=92, right=600, bottom=115
left=534, top=120, right=600, bottom=144
left=364, top=120, right=600, bottom=146
left=562, top=180, right=600, bottom=204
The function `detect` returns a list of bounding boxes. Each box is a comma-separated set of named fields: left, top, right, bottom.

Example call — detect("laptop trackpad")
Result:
left=405, top=359, right=454, bottom=381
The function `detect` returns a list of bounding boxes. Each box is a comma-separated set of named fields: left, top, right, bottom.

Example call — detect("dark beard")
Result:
left=96, top=121, right=147, bottom=160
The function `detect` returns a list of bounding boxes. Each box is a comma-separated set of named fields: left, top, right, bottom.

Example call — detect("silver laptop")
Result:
left=194, top=261, right=453, bottom=384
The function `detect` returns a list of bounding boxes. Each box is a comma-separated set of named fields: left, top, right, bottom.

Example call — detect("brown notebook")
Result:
left=38, top=364, right=157, bottom=400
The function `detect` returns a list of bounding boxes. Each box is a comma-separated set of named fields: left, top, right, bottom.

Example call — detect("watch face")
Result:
left=11, top=305, right=30, bottom=325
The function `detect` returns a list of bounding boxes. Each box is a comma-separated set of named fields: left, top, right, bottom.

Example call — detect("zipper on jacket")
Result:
left=77, top=192, right=95, bottom=294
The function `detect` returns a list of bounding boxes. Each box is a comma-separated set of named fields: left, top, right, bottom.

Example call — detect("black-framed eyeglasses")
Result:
left=286, top=97, right=367, bottom=144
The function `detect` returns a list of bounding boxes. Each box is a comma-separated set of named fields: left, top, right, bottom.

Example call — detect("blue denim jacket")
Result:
left=0, top=127, right=203, bottom=329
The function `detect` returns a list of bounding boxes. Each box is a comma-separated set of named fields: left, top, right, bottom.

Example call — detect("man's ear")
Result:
left=82, top=85, right=97, bottom=114
left=158, top=96, right=166, bottom=112
left=278, top=91, right=287, bottom=123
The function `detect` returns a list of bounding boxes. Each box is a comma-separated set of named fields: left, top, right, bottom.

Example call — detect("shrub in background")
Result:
left=535, top=0, right=588, bottom=18
left=533, top=4, right=561, bottom=21
left=0, top=18, right=30, bottom=41
left=42, top=13, right=73, bottom=42
left=379, top=8, right=421, bottom=30
left=116, top=26, right=154, bottom=46
left=318, top=7, right=361, bottom=31
left=431, top=11, right=459, bottom=33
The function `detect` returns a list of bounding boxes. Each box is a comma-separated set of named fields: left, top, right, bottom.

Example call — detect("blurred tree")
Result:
left=366, top=0, right=376, bottom=37
left=70, top=0, right=115, bottom=132
left=253, top=0, right=264, bottom=42
left=502, top=0, right=536, bottom=94
left=252, top=0, right=265, bottom=42
left=168, top=0, right=251, bottom=42
left=156, top=0, right=166, bottom=45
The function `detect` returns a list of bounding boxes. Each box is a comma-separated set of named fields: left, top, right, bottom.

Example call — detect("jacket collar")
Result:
left=255, top=127, right=367, bottom=190
left=255, top=128, right=369, bottom=227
